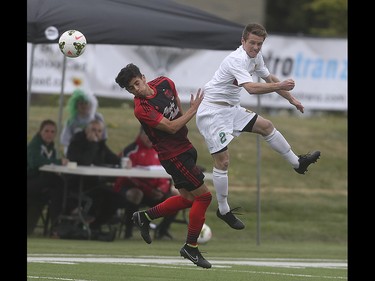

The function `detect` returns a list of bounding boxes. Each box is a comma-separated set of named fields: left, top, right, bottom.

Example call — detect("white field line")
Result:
left=27, top=255, right=347, bottom=269
left=27, top=277, right=93, bottom=281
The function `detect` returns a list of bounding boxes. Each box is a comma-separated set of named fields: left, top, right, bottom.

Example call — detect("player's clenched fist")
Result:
left=279, top=79, right=295, bottom=91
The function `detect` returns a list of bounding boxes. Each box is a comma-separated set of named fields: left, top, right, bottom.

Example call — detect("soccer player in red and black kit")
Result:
left=115, top=63, right=212, bottom=269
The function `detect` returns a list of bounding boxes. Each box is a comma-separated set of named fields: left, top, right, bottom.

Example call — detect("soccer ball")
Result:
left=58, top=30, right=87, bottom=58
left=197, top=223, right=212, bottom=244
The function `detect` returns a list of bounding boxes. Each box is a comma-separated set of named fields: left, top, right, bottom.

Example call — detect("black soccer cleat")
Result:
left=216, top=207, right=245, bottom=230
left=132, top=211, right=152, bottom=244
left=294, top=151, right=321, bottom=175
left=180, top=244, right=212, bottom=269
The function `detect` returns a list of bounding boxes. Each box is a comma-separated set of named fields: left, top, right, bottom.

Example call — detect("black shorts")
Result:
left=160, top=147, right=205, bottom=192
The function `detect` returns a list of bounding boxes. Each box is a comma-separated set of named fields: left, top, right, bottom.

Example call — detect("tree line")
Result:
left=265, top=0, right=347, bottom=38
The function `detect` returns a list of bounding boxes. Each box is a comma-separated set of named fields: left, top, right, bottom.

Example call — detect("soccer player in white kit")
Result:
left=196, top=23, right=320, bottom=230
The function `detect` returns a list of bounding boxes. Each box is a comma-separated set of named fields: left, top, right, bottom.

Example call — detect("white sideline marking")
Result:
left=28, top=277, right=93, bottom=281
left=27, top=255, right=347, bottom=269
left=28, top=256, right=347, bottom=280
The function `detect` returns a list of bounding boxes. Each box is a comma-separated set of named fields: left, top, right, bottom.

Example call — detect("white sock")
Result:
left=212, top=167, right=230, bottom=214
left=264, top=128, right=299, bottom=168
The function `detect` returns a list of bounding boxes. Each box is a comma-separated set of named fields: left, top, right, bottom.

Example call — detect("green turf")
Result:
left=27, top=238, right=347, bottom=281
left=27, top=99, right=347, bottom=280
left=28, top=101, right=347, bottom=243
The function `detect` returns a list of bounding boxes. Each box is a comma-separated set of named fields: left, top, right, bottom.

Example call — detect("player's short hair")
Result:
left=39, top=119, right=56, bottom=132
left=115, top=63, right=142, bottom=89
left=242, top=23, right=268, bottom=41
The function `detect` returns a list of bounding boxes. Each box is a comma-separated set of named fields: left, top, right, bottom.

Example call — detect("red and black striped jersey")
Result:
left=133, top=76, right=193, bottom=160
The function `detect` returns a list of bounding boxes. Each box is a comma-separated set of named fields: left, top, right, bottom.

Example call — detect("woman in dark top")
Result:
left=27, top=119, right=68, bottom=236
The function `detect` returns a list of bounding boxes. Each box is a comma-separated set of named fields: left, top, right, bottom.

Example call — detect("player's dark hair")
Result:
left=115, top=63, right=142, bottom=89
left=242, top=23, right=268, bottom=41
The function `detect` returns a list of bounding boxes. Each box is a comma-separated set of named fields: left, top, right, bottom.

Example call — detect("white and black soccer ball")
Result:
left=58, top=30, right=87, bottom=58
left=197, top=223, right=212, bottom=244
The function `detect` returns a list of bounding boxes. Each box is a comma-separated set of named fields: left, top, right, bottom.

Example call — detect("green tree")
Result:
left=265, top=0, right=347, bottom=37
left=305, top=0, right=347, bottom=37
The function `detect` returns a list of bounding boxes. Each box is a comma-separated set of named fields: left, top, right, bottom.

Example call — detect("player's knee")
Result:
left=214, top=158, right=229, bottom=170
left=195, top=190, right=212, bottom=203
left=264, top=121, right=275, bottom=134
left=222, top=160, right=229, bottom=170
left=255, top=117, right=274, bottom=136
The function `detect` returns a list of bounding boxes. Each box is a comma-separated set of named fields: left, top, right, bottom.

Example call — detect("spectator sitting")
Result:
left=27, top=119, right=69, bottom=236
left=60, top=89, right=107, bottom=155
left=113, top=127, right=179, bottom=240
left=66, top=119, right=120, bottom=239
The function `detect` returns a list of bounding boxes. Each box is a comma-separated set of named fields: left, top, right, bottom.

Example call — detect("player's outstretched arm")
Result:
left=263, top=74, right=304, bottom=113
left=156, top=88, right=204, bottom=134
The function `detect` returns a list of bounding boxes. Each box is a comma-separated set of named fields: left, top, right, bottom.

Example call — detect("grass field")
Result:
left=27, top=237, right=347, bottom=281
left=27, top=98, right=347, bottom=280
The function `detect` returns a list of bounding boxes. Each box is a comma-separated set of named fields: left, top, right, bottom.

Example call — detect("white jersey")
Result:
left=203, top=45, right=270, bottom=106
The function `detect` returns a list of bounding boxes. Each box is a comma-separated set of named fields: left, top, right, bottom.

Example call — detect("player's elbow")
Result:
left=166, top=126, right=179, bottom=134
left=159, top=122, right=179, bottom=134
left=242, top=82, right=256, bottom=95
left=245, top=88, right=256, bottom=95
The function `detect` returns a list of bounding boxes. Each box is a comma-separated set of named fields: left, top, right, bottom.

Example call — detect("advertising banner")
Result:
left=27, top=35, right=347, bottom=111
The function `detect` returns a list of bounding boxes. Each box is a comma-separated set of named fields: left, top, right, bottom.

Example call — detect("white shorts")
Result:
left=196, top=101, right=256, bottom=154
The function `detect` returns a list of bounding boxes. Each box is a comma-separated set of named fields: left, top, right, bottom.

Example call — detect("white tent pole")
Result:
left=27, top=44, right=36, bottom=136
left=56, top=55, right=67, bottom=157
